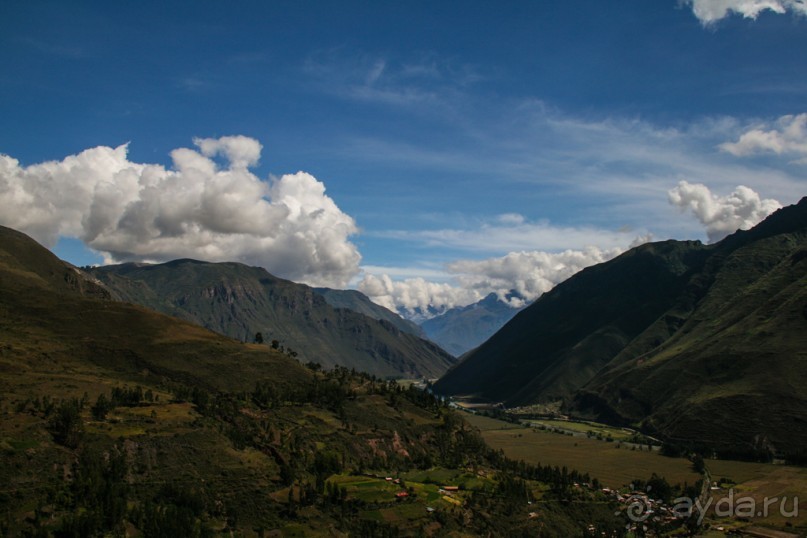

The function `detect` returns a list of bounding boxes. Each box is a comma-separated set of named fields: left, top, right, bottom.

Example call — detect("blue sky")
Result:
left=1, top=0, right=805, bottom=313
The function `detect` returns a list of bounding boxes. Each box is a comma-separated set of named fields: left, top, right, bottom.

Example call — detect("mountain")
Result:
left=435, top=198, right=807, bottom=454
left=420, top=292, right=527, bottom=356
left=88, top=260, right=454, bottom=379
left=313, top=286, right=425, bottom=337
left=0, top=225, right=312, bottom=394
left=0, top=225, right=622, bottom=537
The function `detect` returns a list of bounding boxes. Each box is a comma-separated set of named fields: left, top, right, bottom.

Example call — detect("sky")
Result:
left=1, top=0, right=805, bottom=317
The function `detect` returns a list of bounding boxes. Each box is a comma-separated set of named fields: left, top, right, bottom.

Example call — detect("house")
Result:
left=396, top=491, right=409, bottom=498
left=442, top=486, right=459, bottom=491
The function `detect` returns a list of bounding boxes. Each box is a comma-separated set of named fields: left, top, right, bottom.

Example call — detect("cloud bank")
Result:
left=720, top=113, right=807, bottom=163
left=684, top=0, right=807, bottom=24
left=0, top=137, right=361, bottom=287
left=358, top=244, right=637, bottom=317
left=667, top=181, right=781, bottom=242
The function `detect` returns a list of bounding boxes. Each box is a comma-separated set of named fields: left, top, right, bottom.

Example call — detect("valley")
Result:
left=1, top=198, right=806, bottom=537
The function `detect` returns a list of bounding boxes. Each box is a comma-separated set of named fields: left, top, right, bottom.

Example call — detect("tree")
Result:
left=254, top=332, right=264, bottom=344
left=91, top=393, right=113, bottom=421
left=49, top=398, right=84, bottom=448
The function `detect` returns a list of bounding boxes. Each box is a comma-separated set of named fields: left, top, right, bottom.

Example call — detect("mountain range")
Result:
left=419, top=292, right=527, bottom=356
left=435, top=197, right=807, bottom=456
left=87, top=259, right=454, bottom=379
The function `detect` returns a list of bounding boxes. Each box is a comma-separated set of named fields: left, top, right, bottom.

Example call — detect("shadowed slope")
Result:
left=89, top=260, right=455, bottom=378
left=435, top=198, right=807, bottom=452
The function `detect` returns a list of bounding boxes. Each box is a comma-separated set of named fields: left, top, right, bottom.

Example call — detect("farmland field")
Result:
left=528, top=418, right=637, bottom=441
left=463, top=412, right=807, bottom=534
left=705, top=459, right=807, bottom=527
left=462, top=412, right=700, bottom=488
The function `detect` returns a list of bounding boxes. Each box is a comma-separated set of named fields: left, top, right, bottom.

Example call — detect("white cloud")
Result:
left=357, top=242, right=643, bottom=317
left=0, top=137, right=361, bottom=287
left=446, top=247, right=630, bottom=305
left=194, top=135, right=262, bottom=169
left=357, top=274, right=480, bottom=315
left=719, top=113, right=807, bottom=163
left=683, top=0, right=807, bottom=24
left=667, top=180, right=782, bottom=242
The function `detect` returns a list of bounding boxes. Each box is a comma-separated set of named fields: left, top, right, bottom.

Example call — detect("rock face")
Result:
left=435, top=198, right=807, bottom=455
left=89, top=259, right=455, bottom=379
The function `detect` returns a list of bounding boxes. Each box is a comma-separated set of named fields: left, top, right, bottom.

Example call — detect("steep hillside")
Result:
left=88, top=260, right=454, bottom=379
left=420, top=292, right=527, bottom=357
left=574, top=199, right=807, bottom=454
left=435, top=198, right=807, bottom=453
left=313, top=286, right=424, bottom=338
left=435, top=239, right=713, bottom=402
left=0, top=227, right=312, bottom=395
left=0, top=226, right=110, bottom=300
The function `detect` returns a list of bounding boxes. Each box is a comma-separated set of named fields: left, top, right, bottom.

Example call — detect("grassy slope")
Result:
left=576, top=230, right=807, bottom=450
left=0, top=228, right=313, bottom=396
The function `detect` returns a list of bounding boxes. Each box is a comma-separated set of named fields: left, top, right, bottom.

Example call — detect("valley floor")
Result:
left=464, top=412, right=807, bottom=537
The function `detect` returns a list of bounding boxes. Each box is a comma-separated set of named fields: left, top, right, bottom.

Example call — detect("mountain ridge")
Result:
left=88, top=258, right=455, bottom=379
left=434, top=197, right=807, bottom=454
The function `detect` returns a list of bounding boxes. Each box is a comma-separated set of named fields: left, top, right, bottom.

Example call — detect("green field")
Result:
left=529, top=418, right=637, bottom=442
left=327, top=470, right=489, bottom=527
left=463, top=412, right=700, bottom=488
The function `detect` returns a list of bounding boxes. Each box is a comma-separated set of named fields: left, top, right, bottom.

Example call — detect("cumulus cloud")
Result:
left=719, top=113, right=807, bottom=163
left=447, top=247, right=630, bottom=305
left=0, top=137, right=361, bottom=287
left=668, top=180, right=781, bottom=242
left=194, top=135, right=262, bottom=169
left=357, top=274, right=481, bottom=316
left=683, top=0, right=807, bottom=24
left=358, top=244, right=638, bottom=317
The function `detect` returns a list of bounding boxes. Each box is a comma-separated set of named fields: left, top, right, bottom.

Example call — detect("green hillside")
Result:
left=435, top=198, right=807, bottom=455
left=88, top=260, right=454, bottom=379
